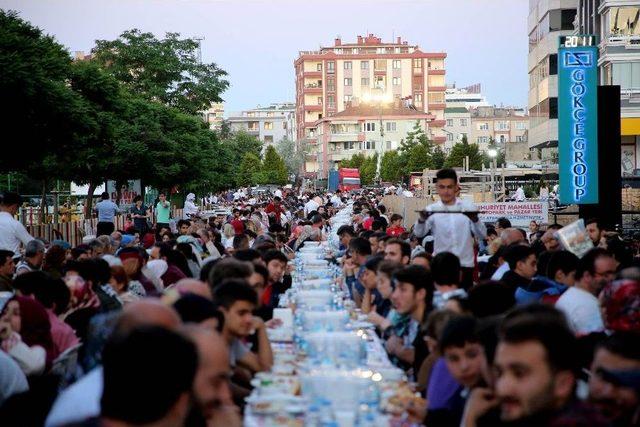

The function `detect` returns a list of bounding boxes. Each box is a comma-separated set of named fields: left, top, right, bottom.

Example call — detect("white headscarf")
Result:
left=146, top=259, right=168, bottom=280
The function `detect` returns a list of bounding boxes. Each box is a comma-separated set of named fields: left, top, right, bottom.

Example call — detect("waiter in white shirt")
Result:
left=330, top=189, right=344, bottom=209
left=413, top=168, right=486, bottom=289
left=0, top=192, right=34, bottom=257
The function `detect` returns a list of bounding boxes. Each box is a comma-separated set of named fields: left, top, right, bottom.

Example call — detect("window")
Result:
left=499, top=135, right=506, bottom=143
left=335, top=48, right=342, bottom=54
left=283, top=122, right=287, bottom=129
left=477, top=136, right=488, bottom=144
left=612, top=61, right=640, bottom=90
left=516, top=122, right=526, bottom=130
left=446, top=119, right=453, bottom=127
left=361, top=61, right=369, bottom=70
left=447, top=133, right=453, bottom=141
left=327, top=95, right=335, bottom=108
left=460, top=118, right=468, bottom=127
left=516, top=136, right=524, bottom=142
left=412, top=58, right=422, bottom=68
left=343, top=95, right=352, bottom=106
left=344, top=78, right=352, bottom=86
left=264, top=136, right=273, bottom=144
left=374, top=59, right=387, bottom=71
left=327, top=78, right=335, bottom=91
left=344, top=61, right=352, bottom=70
left=393, top=77, right=401, bottom=86
left=264, top=122, right=273, bottom=130
left=327, top=61, right=335, bottom=72
left=343, top=141, right=355, bottom=150
left=478, top=122, right=489, bottom=131
left=364, top=141, right=376, bottom=150
left=317, top=97, right=323, bottom=105
left=549, top=97, right=558, bottom=119
left=248, top=121, right=259, bottom=131
left=361, top=77, right=370, bottom=86
left=386, top=122, right=397, bottom=132
left=374, top=76, right=386, bottom=89
left=386, top=141, right=392, bottom=150
left=266, top=112, right=274, bottom=117
left=414, top=93, right=423, bottom=102
left=495, top=121, right=509, bottom=131
left=316, top=63, right=322, bottom=71
left=393, top=60, right=401, bottom=69
left=364, top=123, right=376, bottom=132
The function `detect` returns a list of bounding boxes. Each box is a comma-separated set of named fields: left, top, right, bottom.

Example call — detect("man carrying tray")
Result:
left=413, top=168, right=486, bottom=289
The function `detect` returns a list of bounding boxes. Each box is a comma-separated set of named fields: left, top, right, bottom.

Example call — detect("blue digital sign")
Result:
left=558, top=37, right=598, bottom=205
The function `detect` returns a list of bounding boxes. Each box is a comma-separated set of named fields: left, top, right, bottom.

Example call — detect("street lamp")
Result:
left=487, top=148, right=498, bottom=201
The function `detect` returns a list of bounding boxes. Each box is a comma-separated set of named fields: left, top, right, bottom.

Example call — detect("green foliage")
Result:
left=482, top=137, right=506, bottom=169
left=92, top=29, right=229, bottom=115
left=341, top=153, right=377, bottom=185
left=237, top=153, right=262, bottom=187
left=444, top=136, right=483, bottom=170
left=380, top=151, right=403, bottom=182
left=432, top=146, right=446, bottom=170
left=260, top=146, right=289, bottom=185
left=398, top=121, right=434, bottom=176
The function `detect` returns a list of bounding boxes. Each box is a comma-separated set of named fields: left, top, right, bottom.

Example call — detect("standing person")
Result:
left=0, top=192, right=34, bottom=257
left=330, top=189, right=344, bottom=209
left=155, top=192, right=171, bottom=231
left=94, top=192, right=120, bottom=237
left=413, top=169, right=486, bottom=289
left=130, top=196, right=150, bottom=236
left=265, top=197, right=285, bottom=226
left=184, top=193, right=199, bottom=219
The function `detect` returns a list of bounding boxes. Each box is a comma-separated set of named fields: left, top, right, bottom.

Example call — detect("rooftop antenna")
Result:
left=193, top=36, right=204, bottom=63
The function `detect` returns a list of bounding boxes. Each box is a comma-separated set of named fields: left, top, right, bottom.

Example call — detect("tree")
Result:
left=260, top=146, right=289, bottom=185
left=92, top=29, right=229, bottom=115
left=237, top=153, right=262, bottom=187
left=0, top=10, right=94, bottom=174
left=444, top=136, right=483, bottom=170
left=276, top=138, right=307, bottom=178
left=341, top=153, right=366, bottom=170
left=360, top=153, right=378, bottom=185
left=380, top=151, right=403, bottom=182
left=398, top=120, right=434, bottom=176
left=432, top=146, right=446, bottom=170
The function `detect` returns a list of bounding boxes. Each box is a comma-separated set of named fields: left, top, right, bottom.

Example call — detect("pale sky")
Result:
left=1, top=0, right=529, bottom=113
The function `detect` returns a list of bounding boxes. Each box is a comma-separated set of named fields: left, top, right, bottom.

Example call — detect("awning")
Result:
left=622, top=118, right=640, bottom=136
left=529, top=140, right=558, bottom=150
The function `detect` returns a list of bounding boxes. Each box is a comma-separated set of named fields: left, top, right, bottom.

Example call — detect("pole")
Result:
left=491, top=158, right=496, bottom=202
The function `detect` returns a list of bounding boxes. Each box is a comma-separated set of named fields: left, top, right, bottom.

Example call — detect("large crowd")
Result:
left=0, top=167, right=638, bottom=427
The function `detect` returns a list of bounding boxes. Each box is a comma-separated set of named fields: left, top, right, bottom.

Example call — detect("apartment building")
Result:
left=295, top=34, right=447, bottom=175
left=470, top=106, right=530, bottom=152
left=226, top=103, right=296, bottom=147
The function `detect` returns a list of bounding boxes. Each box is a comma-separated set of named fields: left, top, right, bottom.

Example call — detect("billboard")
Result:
left=558, top=35, right=598, bottom=204
left=477, top=202, right=549, bottom=227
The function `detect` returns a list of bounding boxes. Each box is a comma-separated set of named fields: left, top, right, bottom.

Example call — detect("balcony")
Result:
left=430, top=119, right=446, bottom=127
left=304, top=85, right=323, bottom=94
left=329, top=133, right=360, bottom=142
left=428, top=103, right=446, bottom=110
left=306, top=104, right=323, bottom=112
left=429, top=86, right=446, bottom=92
left=413, top=85, right=423, bottom=91
left=428, top=69, right=446, bottom=75
left=303, top=71, right=323, bottom=78
left=246, top=127, right=260, bottom=134
left=413, top=68, right=423, bottom=75
left=433, top=136, right=447, bottom=144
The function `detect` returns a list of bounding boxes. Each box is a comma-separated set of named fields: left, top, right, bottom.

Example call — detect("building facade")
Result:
left=443, top=107, right=472, bottom=152
left=226, top=103, right=296, bottom=148
left=202, top=103, right=225, bottom=131
left=313, top=101, right=435, bottom=179
left=445, top=83, right=490, bottom=109
left=528, top=0, right=578, bottom=157
left=576, top=0, right=640, bottom=175
left=470, top=106, right=530, bottom=153
left=295, top=34, right=447, bottom=175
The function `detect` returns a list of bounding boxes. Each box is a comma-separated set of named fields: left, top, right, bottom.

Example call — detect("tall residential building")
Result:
left=528, top=0, right=578, bottom=158
left=470, top=106, right=530, bottom=153
left=226, top=103, right=296, bottom=148
left=202, top=103, right=225, bottom=131
left=314, top=99, right=435, bottom=178
left=576, top=0, right=640, bottom=175
left=295, top=34, right=447, bottom=175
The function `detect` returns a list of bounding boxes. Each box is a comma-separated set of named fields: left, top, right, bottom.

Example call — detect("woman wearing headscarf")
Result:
left=183, top=193, right=199, bottom=219
left=61, top=274, right=101, bottom=350
left=0, top=296, right=56, bottom=375
left=293, top=225, right=321, bottom=251
left=108, top=265, right=141, bottom=306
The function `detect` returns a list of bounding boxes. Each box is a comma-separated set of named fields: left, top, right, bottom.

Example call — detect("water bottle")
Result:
left=319, top=399, right=338, bottom=427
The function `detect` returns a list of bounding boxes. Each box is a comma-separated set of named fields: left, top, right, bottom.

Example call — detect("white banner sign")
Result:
left=477, top=202, right=549, bottom=227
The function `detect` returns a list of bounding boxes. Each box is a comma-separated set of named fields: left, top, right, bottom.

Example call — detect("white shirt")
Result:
left=330, top=195, right=343, bottom=208
left=274, top=189, right=283, bottom=199
left=183, top=201, right=199, bottom=219
left=555, top=286, right=605, bottom=335
left=413, top=198, right=486, bottom=268
left=491, top=262, right=510, bottom=280
left=304, top=199, right=320, bottom=217
left=0, top=211, right=34, bottom=256
left=45, top=367, right=103, bottom=427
